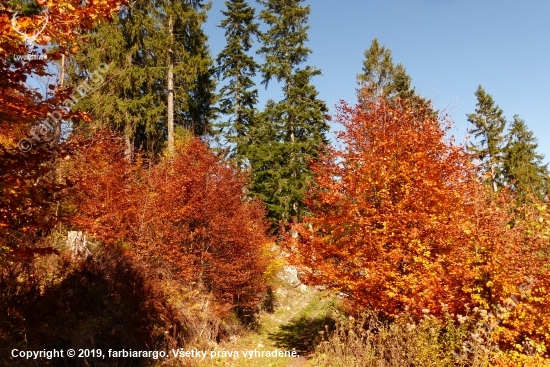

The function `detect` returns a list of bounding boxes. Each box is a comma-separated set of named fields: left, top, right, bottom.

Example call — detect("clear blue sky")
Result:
left=203, top=0, right=550, bottom=163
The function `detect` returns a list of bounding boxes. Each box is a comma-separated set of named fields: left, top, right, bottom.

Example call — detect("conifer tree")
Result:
left=466, top=85, right=507, bottom=192
left=215, top=0, right=260, bottom=163
left=65, top=0, right=216, bottom=157
left=357, top=38, right=414, bottom=100
left=251, top=0, right=329, bottom=225
left=503, top=115, right=549, bottom=200
left=6, top=0, right=40, bottom=15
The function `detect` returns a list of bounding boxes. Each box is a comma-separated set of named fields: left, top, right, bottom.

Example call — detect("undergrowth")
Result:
left=310, top=308, right=550, bottom=367
left=0, top=232, right=247, bottom=367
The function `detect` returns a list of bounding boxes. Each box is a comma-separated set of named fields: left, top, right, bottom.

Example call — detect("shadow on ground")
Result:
left=268, top=315, right=336, bottom=355
left=0, top=246, right=189, bottom=367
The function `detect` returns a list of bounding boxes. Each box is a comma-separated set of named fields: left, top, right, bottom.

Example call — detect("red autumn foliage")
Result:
left=1, top=0, right=127, bottom=142
left=287, top=92, right=550, bottom=349
left=0, top=143, right=80, bottom=262
left=66, top=130, right=270, bottom=310
left=288, top=95, right=473, bottom=317
left=460, top=189, right=550, bottom=350
left=0, top=0, right=127, bottom=262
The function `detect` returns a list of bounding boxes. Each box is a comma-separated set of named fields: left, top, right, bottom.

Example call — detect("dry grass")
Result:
left=311, top=310, right=493, bottom=367
left=310, top=307, right=550, bottom=367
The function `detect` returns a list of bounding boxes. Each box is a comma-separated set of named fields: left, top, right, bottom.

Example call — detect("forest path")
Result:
left=198, top=281, right=336, bottom=367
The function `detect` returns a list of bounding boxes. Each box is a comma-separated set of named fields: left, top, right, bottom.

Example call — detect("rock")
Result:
left=278, top=265, right=300, bottom=286
left=67, top=231, right=90, bottom=260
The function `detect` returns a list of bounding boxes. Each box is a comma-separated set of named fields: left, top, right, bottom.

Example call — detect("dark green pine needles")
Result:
left=357, top=38, right=414, bottom=100
left=248, top=0, right=330, bottom=227
left=503, top=115, right=549, bottom=201
left=66, top=0, right=216, bottom=156
left=467, top=85, right=507, bottom=193
left=216, top=0, right=261, bottom=164
left=466, top=85, right=549, bottom=200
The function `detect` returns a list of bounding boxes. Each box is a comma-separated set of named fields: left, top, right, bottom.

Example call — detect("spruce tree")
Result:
left=466, top=85, right=507, bottom=192
left=503, top=115, right=549, bottom=200
left=215, top=0, right=260, bottom=163
left=177, top=1, right=217, bottom=137
left=357, top=38, right=414, bottom=100
left=65, top=0, right=216, bottom=157
left=7, top=0, right=41, bottom=15
left=251, top=0, right=329, bottom=225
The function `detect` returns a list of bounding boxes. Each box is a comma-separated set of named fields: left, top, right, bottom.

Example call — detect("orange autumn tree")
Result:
left=1, top=0, right=124, bottom=142
left=288, top=93, right=474, bottom=317
left=471, top=197, right=550, bottom=359
left=288, top=90, right=550, bottom=354
left=0, top=0, right=126, bottom=262
left=141, top=140, right=270, bottom=309
left=66, top=131, right=270, bottom=311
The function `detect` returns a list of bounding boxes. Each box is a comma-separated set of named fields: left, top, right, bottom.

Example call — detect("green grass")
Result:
left=194, top=281, right=336, bottom=367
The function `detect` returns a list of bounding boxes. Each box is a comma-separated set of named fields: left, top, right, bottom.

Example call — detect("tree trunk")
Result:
left=124, top=129, right=133, bottom=162
left=167, top=15, right=175, bottom=155
left=286, top=50, right=297, bottom=217
left=491, top=164, right=498, bottom=193
left=60, top=54, right=65, bottom=88
left=124, top=54, right=134, bottom=162
left=236, top=67, right=241, bottom=135
left=54, top=54, right=66, bottom=143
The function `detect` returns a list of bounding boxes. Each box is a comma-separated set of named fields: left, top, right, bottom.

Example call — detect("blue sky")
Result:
left=204, top=0, right=550, bottom=163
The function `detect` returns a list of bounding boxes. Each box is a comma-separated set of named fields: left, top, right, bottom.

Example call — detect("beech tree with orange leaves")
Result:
left=0, top=0, right=126, bottom=262
left=288, top=93, right=475, bottom=317
left=65, top=131, right=270, bottom=311
left=288, top=90, right=550, bottom=348
left=1, top=0, right=124, bottom=140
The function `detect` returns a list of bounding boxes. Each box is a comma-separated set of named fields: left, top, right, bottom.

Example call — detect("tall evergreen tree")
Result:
left=6, top=0, right=41, bottom=15
left=215, top=0, right=260, bottom=163
left=65, top=0, right=216, bottom=157
left=466, top=85, right=507, bottom=193
left=251, top=0, right=329, bottom=225
left=357, top=38, right=414, bottom=100
left=503, top=115, right=549, bottom=200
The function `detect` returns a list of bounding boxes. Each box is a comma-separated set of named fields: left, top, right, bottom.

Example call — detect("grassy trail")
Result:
left=198, top=283, right=335, bottom=367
